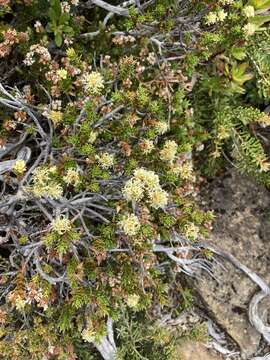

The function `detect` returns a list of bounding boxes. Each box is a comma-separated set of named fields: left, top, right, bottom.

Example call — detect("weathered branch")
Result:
left=85, top=0, right=131, bottom=16
left=93, top=318, right=117, bottom=360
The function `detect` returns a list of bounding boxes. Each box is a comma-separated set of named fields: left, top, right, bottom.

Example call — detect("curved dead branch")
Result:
left=199, top=240, right=270, bottom=345
left=93, top=318, right=117, bottom=360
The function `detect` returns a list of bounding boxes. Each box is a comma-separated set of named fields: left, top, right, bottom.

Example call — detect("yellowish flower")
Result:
left=259, top=114, right=270, bottom=127
left=119, top=214, right=140, bottom=236
left=126, top=294, right=140, bottom=308
left=155, top=121, right=168, bottom=135
left=85, top=71, right=104, bottom=96
left=160, top=140, right=178, bottom=163
left=96, top=152, right=114, bottom=169
left=217, top=9, right=227, bottom=22
left=243, top=5, right=255, bottom=18
left=177, top=162, right=194, bottom=181
left=31, top=166, right=63, bottom=199
left=48, top=110, right=63, bottom=125
left=184, top=222, right=200, bottom=240
left=81, top=328, right=95, bottom=343
left=88, top=131, right=98, bottom=144
left=15, top=296, right=27, bottom=311
left=149, top=188, right=168, bottom=209
left=140, top=139, right=154, bottom=154
left=63, top=168, right=80, bottom=186
left=51, top=216, right=72, bottom=235
left=45, top=183, right=63, bottom=199
left=12, top=159, right=26, bottom=175
left=219, top=0, right=233, bottom=4
left=122, top=178, right=144, bottom=202
left=217, top=125, right=230, bottom=140
left=32, top=182, right=62, bottom=199
left=243, top=23, right=256, bottom=36
left=205, top=12, right=217, bottom=25
left=57, top=68, right=68, bottom=79
left=134, top=168, right=160, bottom=189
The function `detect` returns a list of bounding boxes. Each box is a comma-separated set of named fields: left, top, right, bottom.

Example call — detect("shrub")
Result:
left=0, top=0, right=269, bottom=358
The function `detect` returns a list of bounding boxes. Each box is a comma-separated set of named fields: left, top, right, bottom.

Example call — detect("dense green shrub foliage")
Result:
left=0, top=0, right=269, bottom=358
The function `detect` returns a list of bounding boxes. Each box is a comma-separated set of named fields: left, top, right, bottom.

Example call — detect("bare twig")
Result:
left=85, top=0, right=131, bottom=16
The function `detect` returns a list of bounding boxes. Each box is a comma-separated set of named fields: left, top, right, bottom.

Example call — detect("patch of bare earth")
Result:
left=177, top=341, right=222, bottom=360
left=189, top=170, right=270, bottom=358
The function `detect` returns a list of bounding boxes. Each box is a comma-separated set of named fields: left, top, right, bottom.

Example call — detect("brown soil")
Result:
left=190, top=170, right=270, bottom=358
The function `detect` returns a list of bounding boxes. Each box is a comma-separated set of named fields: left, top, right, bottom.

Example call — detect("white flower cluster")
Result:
left=84, top=71, right=104, bottom=96
left=81, top=319, right=96, bottom=343
left=12, top=159, right=26, bottom=175
left=118, top=213, right=141, bottom=236
left=88, top=131, right=98, bottom=144
left=140, top=139, right=154, bottom=154
left=123, top=168, right=168, bottom=209
left=219, top=0, right=234, bottom=4
left=57, top=68, right=68, bottom=80
left=155, top=121, right=169, bottom=135
left=171, top=161, right=195, bottom=181
left=160, top=140, right=178, bottom=163
left=205, top=9, right=227, bottom=25
left=29, top=166, right=63, bottom=199
left=126, top=294, right=140, bottom=307
left=96, top=152, right=114, bottom=169
left=63, top=168, right=80, bottom=186
left=81, top=328, right=95, bottom=343
left=243, top=23, right=256, bottom=36
left=61, top=1, right=70, bottom=13
left=51, top=216, right=72, bottom=235
left=34, top=21, right=44, bottom=33
left=24, top=44, right=51, bottom=66
left=243, top=5, right=255, bottom=18
left=184, top=222, right=200, bottom=240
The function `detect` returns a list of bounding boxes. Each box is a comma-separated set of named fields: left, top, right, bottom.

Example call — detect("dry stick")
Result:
left=198, top=240, right=270, bottom=344
left=93, top=317, right=117, bottom=360
left=92, top=105, right=124, bottom=129
left=79, top=0, right=135, bottom=38
left=34, top=250, right=67, bottom=285
left=252, top=355, right=270, bottom=360
left=0, top=84, right=47, bottom=139
left=0, top=132, right=28, bottom=160
left=85, top=0, right=132, bottom=16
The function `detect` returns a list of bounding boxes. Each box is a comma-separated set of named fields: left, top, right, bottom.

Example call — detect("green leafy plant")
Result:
left=47, top=0, right=74, bottom=46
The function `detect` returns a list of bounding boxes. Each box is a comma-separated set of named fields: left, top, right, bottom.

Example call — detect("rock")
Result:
left=191, top=170, right=270, bottom=358
left=177, top=341, right=221, bottom=360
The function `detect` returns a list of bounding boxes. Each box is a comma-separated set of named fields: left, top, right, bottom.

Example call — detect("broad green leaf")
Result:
left=63, top=25, right=74, bottom=35
left=60, top=12, right=70, bottom=25
left=249, top=15, right=270, bottom=26
left=55, top=31, right=62, bottom=47
left=51, top=0, right=62, bottom=18
left=248, top=0, right=270, bottom=10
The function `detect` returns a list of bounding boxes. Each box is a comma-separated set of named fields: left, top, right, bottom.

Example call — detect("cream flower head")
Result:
left=12, top=159, right=26, bottom=175
left=243, top=5, right=255, bottom=18
left=160, top=140, right=178, bottom=163
left=51, top=216, right=72, bottom=235
left=96, top=152, right=114, bottom=169
left=122, top=178, right=144, bottom=202
left=84, top=71, right=104, bottom=96
left=63, top=168, right=80, bottom=186
left=134, top=168, right=160, bottom=189
left=126, top=294, right=140, bottom=308
left=119, top=214, right=141, bottom=236
left=149, top=188, right=168, bottom=209
left=155, top=121, right=168, bottom=135
left=243, top=23, right=256, bottom=36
